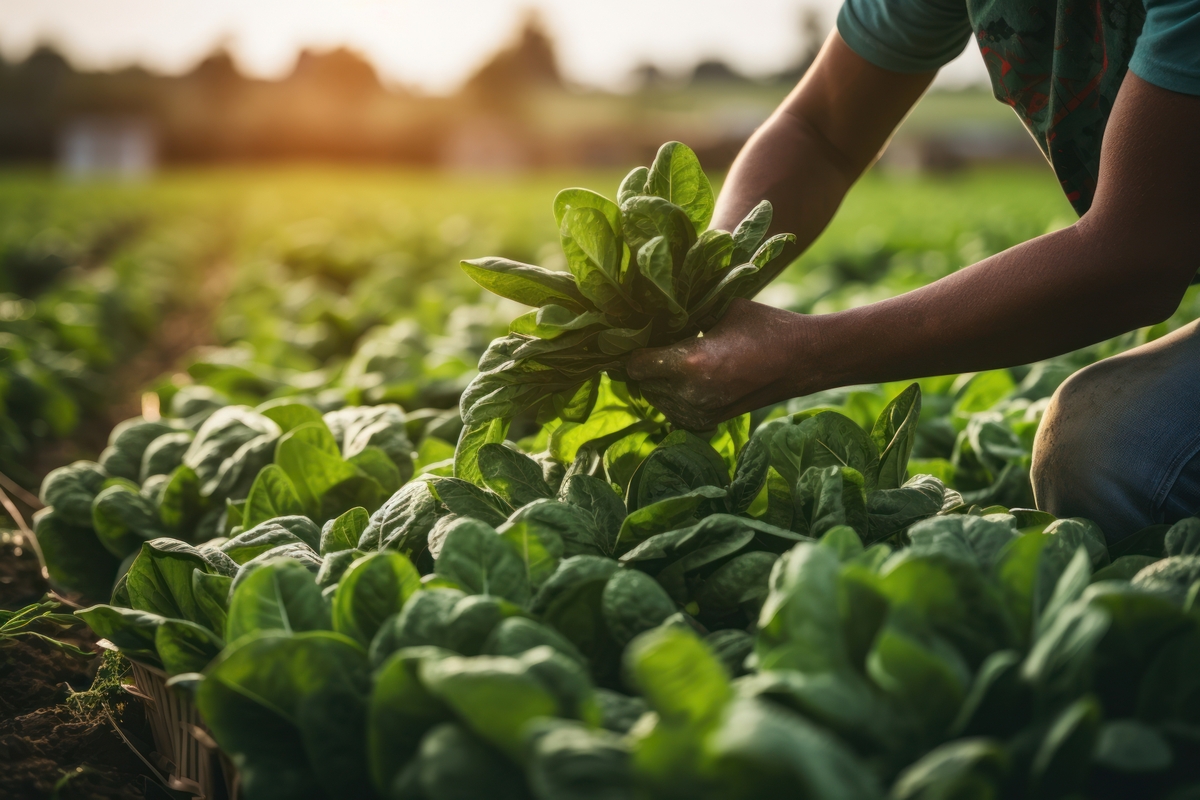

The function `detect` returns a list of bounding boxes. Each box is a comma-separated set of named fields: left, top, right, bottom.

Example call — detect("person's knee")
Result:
left=1031, top=359, right=1126, bottom=519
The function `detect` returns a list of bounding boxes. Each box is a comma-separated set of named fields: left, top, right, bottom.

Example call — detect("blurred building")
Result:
left=58, top=115, right=156, bottom=178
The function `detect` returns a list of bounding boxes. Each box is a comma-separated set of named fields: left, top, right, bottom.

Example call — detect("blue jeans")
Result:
left=1032, top=319, right=1200, bottom=544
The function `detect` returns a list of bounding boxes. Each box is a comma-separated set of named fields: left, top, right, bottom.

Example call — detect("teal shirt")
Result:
left=837, top=0, right=1200, bottom=214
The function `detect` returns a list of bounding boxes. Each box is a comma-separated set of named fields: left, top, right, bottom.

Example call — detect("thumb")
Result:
left=625, top=343, right=683, bottom=382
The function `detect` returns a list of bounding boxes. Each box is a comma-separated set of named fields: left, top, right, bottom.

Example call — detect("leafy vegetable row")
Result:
left=35, top=390, right=462, bottom=601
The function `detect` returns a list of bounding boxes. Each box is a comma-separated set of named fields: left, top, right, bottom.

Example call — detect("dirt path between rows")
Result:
left=29, top=253, right=237, bottom=484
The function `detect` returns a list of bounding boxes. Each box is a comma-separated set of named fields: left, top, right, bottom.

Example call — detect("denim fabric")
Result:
left=1032, top=319, right=1200, bottom=544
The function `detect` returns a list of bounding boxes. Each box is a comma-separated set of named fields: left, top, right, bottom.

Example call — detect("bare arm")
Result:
left=628, top=67, right=1200, bottom=430
left=712, top=32, right=936, bottom=257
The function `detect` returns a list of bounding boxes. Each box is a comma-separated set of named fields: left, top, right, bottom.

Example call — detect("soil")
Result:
left=1, top=540, right=160, bottom=800
left=0, top=639, right=153, bottom=800
left=0, top=534, right=46, bottom=610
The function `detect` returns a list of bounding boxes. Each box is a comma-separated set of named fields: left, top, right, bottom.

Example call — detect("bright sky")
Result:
left=0, top=0, right=989, bottom=93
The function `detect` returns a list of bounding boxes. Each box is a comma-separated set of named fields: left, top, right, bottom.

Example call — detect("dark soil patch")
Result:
left=1, top=542, right=160, bottom=800
left=0, top=636, right=154, bottom=800
left=1, top=533, right=48, bottom=611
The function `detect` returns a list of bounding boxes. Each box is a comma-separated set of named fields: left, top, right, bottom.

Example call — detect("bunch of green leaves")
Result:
left=455, top=141, right=796, bottom=479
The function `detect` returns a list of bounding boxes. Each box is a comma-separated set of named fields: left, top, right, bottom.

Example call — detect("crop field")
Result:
left=6, top=154, right=1200, bottom=800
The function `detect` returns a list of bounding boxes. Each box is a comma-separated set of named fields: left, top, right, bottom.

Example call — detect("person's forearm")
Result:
left=797, top=216, right=1192, bottom=393
left=712, top=32, right=934, bottom=258
left=792, top=74, right=1200, bottom=395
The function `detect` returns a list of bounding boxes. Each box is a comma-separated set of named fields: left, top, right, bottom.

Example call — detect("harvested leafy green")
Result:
left=456, top=142, right=795, bottom=478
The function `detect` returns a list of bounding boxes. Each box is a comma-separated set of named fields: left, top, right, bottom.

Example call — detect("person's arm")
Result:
left=711, top=31, right=935, bottom=259
left=628, top=70, right=1200, bottom=431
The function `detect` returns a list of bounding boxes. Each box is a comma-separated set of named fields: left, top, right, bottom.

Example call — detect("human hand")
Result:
left=626, top=298, right=813, bottom=430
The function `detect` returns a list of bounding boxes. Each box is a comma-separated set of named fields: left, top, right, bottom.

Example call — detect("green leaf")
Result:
left=434, top=517, right=531, bottom=605
left=629, top=429, right=729, bottom=511
left=532, top=556, right=621, bottom=678
left=403, top=723, right=529, bottom=800
left=345, top=446, right=401, bottom=496
left=561, top=206, right=628, bottom=315
left=367, top=647, right=453, bottom=794
left=635, top=235, right=687, bottom=328
left=561, top=474, right=626, bottom=555
left=730, top=200, right=773, bottom=266
left=866, top=474, right=945, bottom=541
left=678, top=229, right=734, bottom=306
left=34, top=508, right=120, bottom=602
left=601, top=569, right=676, bottom=646
left=706, top=698, right=883, bottom=800
left=76, top=605, right=166, bottom=665
left=221, top=517, right=322, bottom=564
left=728, top=434, right=769, bottom=515
left=320, top=507, right=370, bottom=555
left=618, top=485, right=728, bottom=544
left=866, top=622, right=970, bottom=736
left=441, top=594, right=525, bottom=656
left=257, top=401, right=325, bottom=434
left=369, top=589, right=465, bottom=665
left=617, top=166, right=649, bottom=205
left=454, top=418, right=511, bottom=487
left=891, top=738, right=1009, bottom=800
left=509, top=304, right=606, bottom=339
left=506, top=499, right=602, bottom=559
left=478, top=443, right=553, bottom=508
left=427, top=477, right=512, bottom=527
left=125, top=539, right=213, bottom=624
left=225, top=558, right=331, bottom=642
left=358, top=482, right=439, bottom=554
left=40, top=460, right=109, bottom=527
left=1030, top=696, right=1101, bottom=798
left=461, top=256, right=592, bottom=313
left=155, top=618, right=225, bottom=675
left=645, top=141, right=715, bottom=234
left=604, top=430, right=657, bottom=493
left=756, top=543, right=846, bottom=673
left=695, top=551, right=778, bottom=623
left=92, top=484, right=166, bottom=558
left=526, top=720, right=633, bottom=800
left=499, top=520, right=563, bottom=591
left=620, top=195, right=696, bottom=262
left=1164, top=516, right=1200, bottom=557
left=627, top=625, right=729, bottom=725
left=193, top=569, right=233, bottom=633
left=791, top=466, right=869, bottom=539
left=482, top=617, right=586, bottom=666
left=276, top=422, right=362, bottom=518
left=419, top=653, right=559, bottom=760
left=316, top=549, right=365, bottom=588
left=1093, top=720, right=1172, bottom=774
left=872, top=383, right=921, bottom=491
left=244, top=465, right=306, bottom=529
left=157, top=464, right=202, bottom=533
left=761, top=411, right=881, bottom=492
left=332, top=551, right=421, bottom=646
left=196, top=631, right=372, bottom=800
left=554, top=187, right=622, bottom=234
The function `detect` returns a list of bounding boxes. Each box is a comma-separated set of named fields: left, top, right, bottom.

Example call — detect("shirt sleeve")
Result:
left=836, top=0, right=974, bottom=73
left=1129, top=0, right=1200, bottom=95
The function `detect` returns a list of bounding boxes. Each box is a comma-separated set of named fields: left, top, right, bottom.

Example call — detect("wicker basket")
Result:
left=99, top=640, right=238, bottom=800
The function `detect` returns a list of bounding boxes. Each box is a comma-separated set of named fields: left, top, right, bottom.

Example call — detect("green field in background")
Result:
left=1, top=160, right=1071, bottom=295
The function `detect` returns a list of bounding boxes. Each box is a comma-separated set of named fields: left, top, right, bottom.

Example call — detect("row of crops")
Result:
left=15, top=149, right=1200, bottom=800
